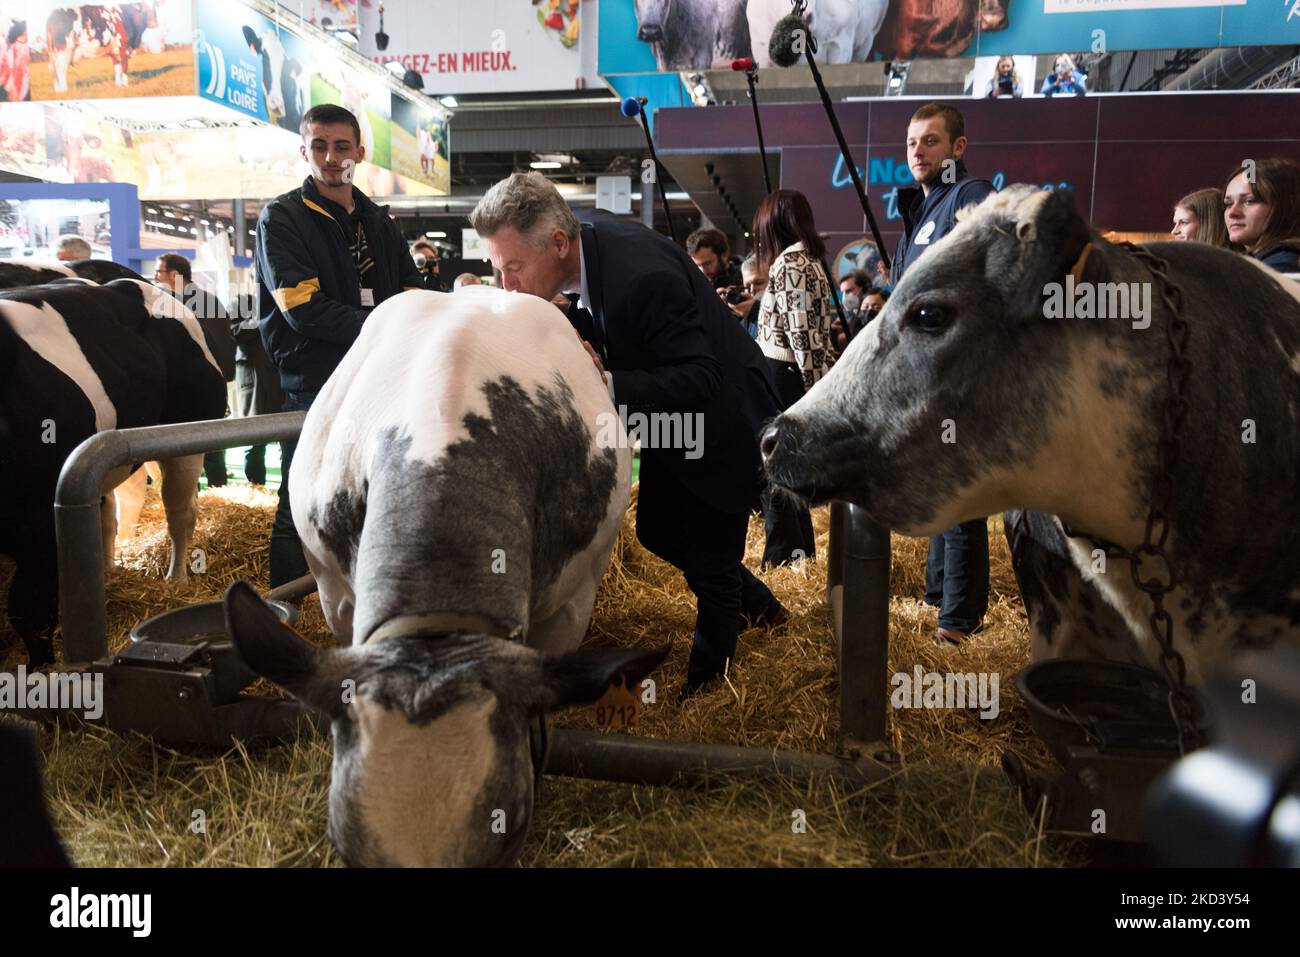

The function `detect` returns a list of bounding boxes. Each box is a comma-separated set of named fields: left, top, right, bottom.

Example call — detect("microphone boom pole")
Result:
left=777, top=2, right=890, bottom=269
left=623, top=96, right=678, bottom=243
left=732, top=59, right=773, bottom=194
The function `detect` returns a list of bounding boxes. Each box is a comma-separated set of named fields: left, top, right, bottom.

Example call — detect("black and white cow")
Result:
left=241, top=25, right=306, bottom=131
left=0, top=261, right=76, bottom=287
left=223, top=287, right=668, bottom=867
left=0, top=278, right=227, bottom=666
left=762, top=185, right=1300, bottom=683
left=633, top=0, right=751, bottom=71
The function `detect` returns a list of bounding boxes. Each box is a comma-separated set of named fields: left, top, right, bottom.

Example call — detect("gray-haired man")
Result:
left=471, top=172, right=786, bottom=701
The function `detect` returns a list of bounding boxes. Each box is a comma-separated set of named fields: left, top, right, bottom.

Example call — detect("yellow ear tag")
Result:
left=593, top=674, right=639, bottom=730
left=1069, top=243, right=1093, bottom=284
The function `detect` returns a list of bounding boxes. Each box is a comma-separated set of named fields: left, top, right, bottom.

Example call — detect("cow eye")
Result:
left=908, top=303, right=950, bottom=334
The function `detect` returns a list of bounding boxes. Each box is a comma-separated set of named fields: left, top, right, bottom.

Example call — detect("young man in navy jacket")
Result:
left=893, top=103, right=997, bottom=647
left=256, top=103, right=424, bottom=586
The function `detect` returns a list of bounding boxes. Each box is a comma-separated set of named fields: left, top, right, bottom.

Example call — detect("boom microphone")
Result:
left=767, top=2, right=890, bottom=268
left=622, top=96, right=677, bottom=243
left=768, top=14, right=806, bottom=68
left=730, top=57, right=756, bottom=72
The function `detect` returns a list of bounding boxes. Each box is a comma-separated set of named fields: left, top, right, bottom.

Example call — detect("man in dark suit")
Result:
left=471, top=172, right=787, bottom=700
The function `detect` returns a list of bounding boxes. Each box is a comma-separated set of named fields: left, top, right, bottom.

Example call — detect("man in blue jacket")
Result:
left=893, top=102, right=996, bottom=647
left=471, top=172, right=787, bottom=701
left=256, top=103, right=424, bottom=586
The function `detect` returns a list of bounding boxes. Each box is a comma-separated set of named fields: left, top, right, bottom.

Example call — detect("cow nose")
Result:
left=637, top=25, right=663, bottom=41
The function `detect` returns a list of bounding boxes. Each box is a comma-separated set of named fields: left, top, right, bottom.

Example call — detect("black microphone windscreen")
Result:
left=768, top=14, right=805, bottom=68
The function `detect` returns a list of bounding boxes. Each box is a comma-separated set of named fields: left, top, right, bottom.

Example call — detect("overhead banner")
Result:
left=196, top=0, right=449, bottom=193
left=599, top=0, right=1300, bottom=71
left=356, top=0, right=599, bottom=94
left=21, top=0, right=195, bottom=99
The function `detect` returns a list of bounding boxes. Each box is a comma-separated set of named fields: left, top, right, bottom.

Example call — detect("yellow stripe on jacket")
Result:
left=272, top=277, right=321, bottom=311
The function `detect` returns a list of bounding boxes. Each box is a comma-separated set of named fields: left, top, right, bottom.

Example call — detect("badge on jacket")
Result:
left=360, top=289, right=375, bottom=307
left=914, top=221, right=937, bottom=245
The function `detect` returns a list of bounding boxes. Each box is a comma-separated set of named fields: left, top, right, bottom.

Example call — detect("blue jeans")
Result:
left=924, top=519, right=990, bottom=632
left=268, top=390, right=315, bottom=587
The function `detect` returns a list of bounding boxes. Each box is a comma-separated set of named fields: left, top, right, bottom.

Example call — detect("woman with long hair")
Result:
left=1171, top=188, right=1231, bottom=246
left=751, top=189, right=834, bottom=566
left=1223, top=158, right=1300, bottom=273
left=752, top=189, right=836, bottom=398
left=985, top=56, right=1021, bottom=98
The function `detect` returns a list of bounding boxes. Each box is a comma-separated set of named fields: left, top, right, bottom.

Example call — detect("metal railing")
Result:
left=43, top=412, right=894, bottom=784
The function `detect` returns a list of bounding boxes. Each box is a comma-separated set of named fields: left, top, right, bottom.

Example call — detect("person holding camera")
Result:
left=412, top=239, right=447, bottom=291
left=1041, top=54, right=1087, bottom=97
left=986, top=56, right=1022, bottom=98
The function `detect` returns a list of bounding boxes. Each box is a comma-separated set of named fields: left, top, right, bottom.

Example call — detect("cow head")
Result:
left=635, top=0, right=672, bottom=42
left=763, top=186, right=1143, bottom=537
left=224, top=582, right=669, bottom=867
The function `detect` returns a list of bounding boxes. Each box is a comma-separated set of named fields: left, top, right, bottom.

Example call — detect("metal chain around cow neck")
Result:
left=1060, top=242, right=1201, bottom=754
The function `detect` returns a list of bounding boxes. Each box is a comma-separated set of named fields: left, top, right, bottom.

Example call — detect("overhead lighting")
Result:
left=146, top=207, right=159, bottom=214
left=530, top=161, right=562, bottom=170
left=439, top=96, right=458, bottom=108
left=200, top=219, right=210, bottom=226
left=425, top=231, right=447, bottom=238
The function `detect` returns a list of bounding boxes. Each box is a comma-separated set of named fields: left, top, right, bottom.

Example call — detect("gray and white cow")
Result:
left=223, top=287, right=667, bottom=867
left=762, top=185, right=1300, bottom=683
left=1, top=275, right=226, bottom=666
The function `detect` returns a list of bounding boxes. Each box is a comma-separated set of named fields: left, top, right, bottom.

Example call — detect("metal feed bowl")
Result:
left=1016, top=659, right=1210, bottom=766
left=129, top=599, right=298, bottom=703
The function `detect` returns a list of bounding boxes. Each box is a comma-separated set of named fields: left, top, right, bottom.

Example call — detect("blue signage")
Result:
left=197, top=13, right=269, bottom=121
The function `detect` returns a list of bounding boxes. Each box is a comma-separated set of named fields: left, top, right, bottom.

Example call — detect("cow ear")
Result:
left=534, top=644, right=673, bottom=712
left=223, top=580, right=356, bottom=719
left=998, top=187, right=1099, bottom=316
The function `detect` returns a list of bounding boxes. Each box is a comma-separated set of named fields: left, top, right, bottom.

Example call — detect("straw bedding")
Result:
left=0, top=484, right=1083, bottom=867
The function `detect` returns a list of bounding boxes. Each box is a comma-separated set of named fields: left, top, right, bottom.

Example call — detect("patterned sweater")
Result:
left=756, top=242, right=837, bottom=389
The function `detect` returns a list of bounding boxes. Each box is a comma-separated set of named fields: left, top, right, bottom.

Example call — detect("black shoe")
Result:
left=742, top=602, right=790, bottom=631
left=677, top=672, right=722, bottom=703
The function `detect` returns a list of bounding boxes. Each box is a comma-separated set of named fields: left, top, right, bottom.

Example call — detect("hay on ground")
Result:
left=1, top=483, right=1081, bottom=867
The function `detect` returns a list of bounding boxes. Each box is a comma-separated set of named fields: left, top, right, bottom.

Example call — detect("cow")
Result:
left=0, top=261, right=75, bottom=288
left=45, top=5, right=133, bottom=94
left=222, top=287, right=668, bottom=866
left=876, top=0, right=1009, bottom=60
left=633, top=0, right=750, bottom=71
left=761, top=185, right=1300, bottom=685
left=241, top=25, right=306, bottom=131
left=1, top=278, right=227, bottom=667
left=747, top=0, right=890, bottom=67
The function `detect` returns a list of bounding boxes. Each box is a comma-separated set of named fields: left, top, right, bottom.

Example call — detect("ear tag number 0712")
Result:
left=593, top=674, right=639, bottom=730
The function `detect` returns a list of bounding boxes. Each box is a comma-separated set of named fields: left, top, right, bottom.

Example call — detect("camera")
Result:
left=724, top=287, right=746, bottom=305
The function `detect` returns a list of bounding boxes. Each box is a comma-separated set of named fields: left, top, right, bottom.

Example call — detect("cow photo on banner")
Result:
left=603, top=0, right=1300, bottom=71
left=0, top=0, right=31, bottom=101
left=27, top=0, right=194, bottom=99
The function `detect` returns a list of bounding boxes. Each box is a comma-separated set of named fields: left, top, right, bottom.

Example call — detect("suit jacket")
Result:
left=575, top=209, right=781, bottom=514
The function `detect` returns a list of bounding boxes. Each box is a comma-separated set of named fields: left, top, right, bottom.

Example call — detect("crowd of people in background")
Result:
left=49, top=96, right=1299, bottom=670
